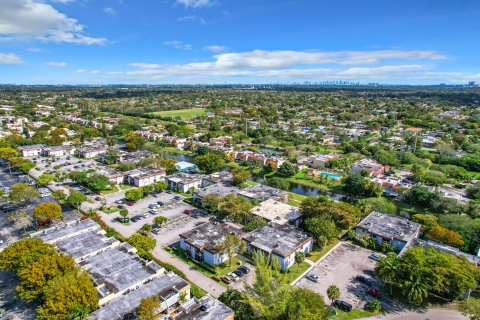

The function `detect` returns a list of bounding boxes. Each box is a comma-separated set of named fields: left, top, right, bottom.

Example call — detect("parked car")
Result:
left=184, top=209, right=193, bottom=215
left=366, top=289, right=382, bottom=298
left=1, top=204, right=14, bottom=212
left=221, top=275, right=234, bottom=284
left=157, top=201, right=165, bottom=206
left=166, top=190, right=172, bottom=194
left=239, top=266, right=250, bottom=274
left=233, top=269, right=245, bottom=277
left=152, top=228, right=161, bottom=235
left=333, top=300, right=352, bottom=312
left=149, top=209, right=158, bottom=214
left=306, top=274, right=319, bottom=283
left=174, top=195, right=182, bottom=200
left=115, top=199, right=125, bottom=204
left=355, top=275, right=372, bottom=286
left=95, top=196, right=102, bottom=201
left=228, top=272, right=239, bottom=281
left=368, top=253, right=382, bottom=262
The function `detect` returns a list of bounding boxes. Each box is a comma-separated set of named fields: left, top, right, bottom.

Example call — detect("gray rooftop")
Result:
left=79, top=244, right=161, bottom=294
left=167, top=172, right=204, bottom=184
left=238, top=184, right=288, bottom=202
left=194, top=183, right=239, bottom=199
left=356, top=212, right=421, bottom=242
left=180, top=222, right=243, bottom=254
left=175, top=295, right=234, bottom=320
left=32, top=219, right=98, bottom=244
left=243, top=223, right=312, bottom=258
left=90, top=272, right=189, bottom=320
left=56, top=230, right=118, bottom=260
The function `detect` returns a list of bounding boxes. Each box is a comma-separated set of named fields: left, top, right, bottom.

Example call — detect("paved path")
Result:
left=363, top=308, right=467, bottom=320
left=152, top=246, right=227, bottom=298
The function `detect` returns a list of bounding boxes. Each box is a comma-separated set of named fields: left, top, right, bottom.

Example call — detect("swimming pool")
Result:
left=319, top=172, right=341, bottom=180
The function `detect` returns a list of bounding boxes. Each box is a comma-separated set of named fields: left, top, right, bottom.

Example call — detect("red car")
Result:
left=184, top=209, right=193, bottom=215
left=366, top=289, right=382, bottom=298
left=128, top=201, right=134, bottom=206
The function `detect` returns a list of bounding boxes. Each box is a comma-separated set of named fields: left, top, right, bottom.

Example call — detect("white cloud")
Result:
left=27, top=47, right=45, bottom=52
left=178, top=15, right=206, bottom=24
left=128, top=63, right=162, bottom=69
left=46, top=61, right=68, bottom=67
left=0, top=53, right=23, bottom=64
left=75, top=69, right=86, bottom=73
left=103, top=7, right=117, bottom=16
left=0, top=0, right=106, bottom=45
left=203, top=45, right=226, bottom=52
left=121, top=49, right=462, bottom=83
left=74, top=69, right=100, bottom=74
left=176, top=0, right=214, bottom=8
left=89, top=70, right=100, bottom=74
left=163, top=40, right=192, bottom=50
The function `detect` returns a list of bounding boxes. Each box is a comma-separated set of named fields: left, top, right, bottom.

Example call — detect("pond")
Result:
left=165, top=153, right=195, bottom=163
left=251, top=177, right=323, bottom=197
left=259, top=147, right=284, bottom=156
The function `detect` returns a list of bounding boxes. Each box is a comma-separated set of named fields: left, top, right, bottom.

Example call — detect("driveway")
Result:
left=296, top=242, right=386, bottom=310
left=152, top=246, right=227, bottom=298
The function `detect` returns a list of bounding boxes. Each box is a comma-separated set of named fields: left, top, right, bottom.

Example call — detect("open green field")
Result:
left=151, top=108, right=206, bottom=120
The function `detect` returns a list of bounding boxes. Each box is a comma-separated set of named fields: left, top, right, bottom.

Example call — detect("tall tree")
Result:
left=32, top=202, right=62, bottom=222
left=216, top=234, right=244, bottom=266
left=400, top=273, right=429, bottom=305
left=137, top=295, right=160, bottom=320
left=375, top=252, right=398, bottom=295
left=326, top=285, right=340, bottom=305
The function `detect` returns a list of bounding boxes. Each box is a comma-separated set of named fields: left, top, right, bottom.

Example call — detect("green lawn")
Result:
left=287, top=192, right=307, bottom=206
left=102, top=207, right=120, bottom=214
left=120, top=184, right=133, bottom=190
left=285, top=261, right=311, bottom=284
left=335, top=308, right=375, bottom=320
left=152, top=108, right=206, bottom=120
left=306, top=239, right=340, bottom=262
left=101, top=186, right=119, bottom=195
left=161, top=146, right=195, bottom=156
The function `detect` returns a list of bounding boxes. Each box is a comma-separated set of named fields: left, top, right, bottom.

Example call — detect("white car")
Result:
left=228, top=272, right=240, bottom=281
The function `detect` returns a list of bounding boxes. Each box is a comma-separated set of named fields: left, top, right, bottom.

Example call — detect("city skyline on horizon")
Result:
left=1, top=0, right=479, bottom=85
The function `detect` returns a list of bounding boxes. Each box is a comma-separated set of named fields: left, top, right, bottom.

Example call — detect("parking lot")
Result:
left=97, top=191, right=198, bottom=238
left=296, top=242, right=386, bottom=310
left=30, top=155, right=100, bottom=176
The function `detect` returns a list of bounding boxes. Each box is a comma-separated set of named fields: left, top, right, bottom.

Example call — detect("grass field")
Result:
left=152, top=108, right=206, bottom=120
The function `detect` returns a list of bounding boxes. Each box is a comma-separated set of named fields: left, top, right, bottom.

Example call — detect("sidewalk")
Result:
left=152, top=246, right=227, bottom=298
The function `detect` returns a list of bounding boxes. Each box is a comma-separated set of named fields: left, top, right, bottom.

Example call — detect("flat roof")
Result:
left=251, top=198, right=301, bottom=225
left=90, top=272, right=189, bottom=320
left=56, top=230, right=118, bottom=260
left=180, top=222, right=243, bottom=254
left=167, top=172, right=204, bottom=184
left=238, top=184, right=287, bottom=202
left=32, top=219, right=98, bottom=243
left=195, top=183, right=239, bottom=198
left=356, top=211, right=421, bottom=242
left=175, top=295, right=234, bottom=320
left=243, top=223, right=312, bottom=258
left=79, top=244, right=160, bottom=294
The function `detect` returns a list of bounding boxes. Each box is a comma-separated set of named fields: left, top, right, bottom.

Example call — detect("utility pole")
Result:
left=245, top=118, right=248, bottom=136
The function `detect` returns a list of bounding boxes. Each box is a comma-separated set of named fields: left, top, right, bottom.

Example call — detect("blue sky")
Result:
left=0, top=0, right=479, bottom=84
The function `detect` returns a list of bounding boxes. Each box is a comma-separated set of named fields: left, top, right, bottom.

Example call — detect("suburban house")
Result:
left=96, top=169, right=126, bottom=185
left=192, top=183, right=240, bottom=207
left=238, top=184, right=289, bottom=203
left=17, top=144, right=44, bottom=157
left=76, top=147, right=107, bottom=159
left=179, top=222, right=243, bottom=267
left=166, top=172, right=204, bottom=193
left=124, top=169, right=166, bottom=187
left=242, top=223, right=313, bottom=271
left=42, top=145, right=75, bottom=157
left=355, top=211, right=421, bottom=251
left=308, top=153, right=341, bottom=168
left=251, top=199, right=302, bottom=227
left=175, top=295, right=234, bottom=320
left=351, top=158, right=389, bottom=177
left=31, top=219, right=191, bottom=319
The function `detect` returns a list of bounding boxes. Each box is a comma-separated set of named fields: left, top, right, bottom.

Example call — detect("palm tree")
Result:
left=375, top=252, right=398, bottom=296
left=401, top=273, right=429, bottom=305
left=327, top=285, right=340, bottom=305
